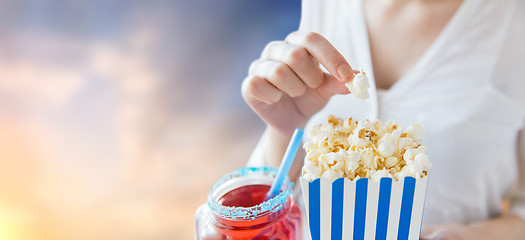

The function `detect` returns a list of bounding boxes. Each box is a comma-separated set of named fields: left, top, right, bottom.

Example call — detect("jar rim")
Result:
left=207, top=166, right=293, bottom=220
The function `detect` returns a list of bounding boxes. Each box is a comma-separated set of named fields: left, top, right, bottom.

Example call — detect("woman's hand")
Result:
left=420, top=224, right=478, bottom=240
left=242, top=31, right=356, bottom=137
left=420, top=215, right=525, bottom=240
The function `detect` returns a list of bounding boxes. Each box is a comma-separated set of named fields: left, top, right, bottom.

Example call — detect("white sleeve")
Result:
left=497, top=0, right=525, bottom=220
left=298, top=0, right=330, bottom=33
left=297, top=0, right=315, bottom=32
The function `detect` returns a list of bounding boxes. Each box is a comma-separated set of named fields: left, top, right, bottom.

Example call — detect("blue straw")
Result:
left=265, top=128, right=304, bottom=200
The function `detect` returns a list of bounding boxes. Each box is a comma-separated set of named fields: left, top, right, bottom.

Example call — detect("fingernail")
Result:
left=337, top=64, right=354, bottom=81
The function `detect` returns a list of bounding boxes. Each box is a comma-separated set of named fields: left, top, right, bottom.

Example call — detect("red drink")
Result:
left=219, top=184, right=270, bottom=207
left=195, top=167, right=302, bottom=240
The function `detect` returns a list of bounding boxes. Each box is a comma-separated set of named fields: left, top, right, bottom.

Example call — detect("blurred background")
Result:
left=0, top=1, right=301, bottom=239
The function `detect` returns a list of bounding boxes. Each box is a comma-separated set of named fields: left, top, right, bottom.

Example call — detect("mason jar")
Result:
left=194, top=166, right=302, bottom=240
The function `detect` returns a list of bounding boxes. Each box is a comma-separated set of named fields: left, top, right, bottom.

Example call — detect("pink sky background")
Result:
left=0, top=1, right=301, bottom=239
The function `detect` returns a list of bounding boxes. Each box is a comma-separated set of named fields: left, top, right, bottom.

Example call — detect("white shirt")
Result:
left=248, top=0, right=525, bottom=226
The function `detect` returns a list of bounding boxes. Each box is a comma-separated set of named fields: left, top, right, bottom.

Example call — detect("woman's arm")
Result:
left=420, top=215, right=525, bottom=240
left=242, top=32, right=357, bottom=181
left=263, top=127, right=305, bottom=183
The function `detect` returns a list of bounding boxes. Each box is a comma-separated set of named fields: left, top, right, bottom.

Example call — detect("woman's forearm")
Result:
left=468, top=214, right=525, bottom=239
left=264, top=127, right=305, bottom=183
left=422, top=214, right=525, bottom=239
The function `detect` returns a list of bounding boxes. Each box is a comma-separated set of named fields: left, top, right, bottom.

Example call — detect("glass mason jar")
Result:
left=194, top=166, right=302, bottom=240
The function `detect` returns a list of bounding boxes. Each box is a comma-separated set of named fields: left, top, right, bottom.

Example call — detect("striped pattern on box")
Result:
left=300, top=176, right=428, bottom=240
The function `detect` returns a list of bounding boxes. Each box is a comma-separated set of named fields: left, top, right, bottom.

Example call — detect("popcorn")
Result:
left=345, top=71, right=370, bottom=100
left=344, top=151, right=360, bottom=172
left=406, top=123, right=424, bottom=143
left=385, top=156, right=399, bottom=168
left=378, top=141, right=395, bottom=157
left=370, top=169, right=392, bottom=183
left=302, top=116, right=431, bottom=182
left=321, top=169, right=344, bottom=182
left=302, top=172, right=319, bottom=182
left=318, top=151, right=346, bottom=170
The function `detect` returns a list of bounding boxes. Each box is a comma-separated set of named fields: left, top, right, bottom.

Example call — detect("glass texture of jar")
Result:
left=195, top=167, right=302, bottom=240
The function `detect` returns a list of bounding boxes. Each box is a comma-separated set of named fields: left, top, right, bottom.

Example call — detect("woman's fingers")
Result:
left=242, top=75, right=282, bottom=105
left=261, top=41, right=324, bottom=88
left=243, top=32, right=354, bottom=106
left=248, top=60, right=306, bottom=98
left=286, top=31, right=355, bottom=82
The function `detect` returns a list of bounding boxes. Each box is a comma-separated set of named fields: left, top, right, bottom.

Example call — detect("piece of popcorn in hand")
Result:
left=345, top=71, right=370, bottom=100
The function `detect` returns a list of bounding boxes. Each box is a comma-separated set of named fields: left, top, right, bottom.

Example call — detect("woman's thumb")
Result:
left=315, top=72, right=351, bottom=99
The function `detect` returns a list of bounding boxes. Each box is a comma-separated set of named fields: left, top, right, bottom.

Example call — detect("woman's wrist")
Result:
left=263, top=126, right=305, bottom=182
left=264, top=126, right=293, bottom=167
left=467, top=214, right=525, bottom=239
left=421, top=214, right=525, bottom=240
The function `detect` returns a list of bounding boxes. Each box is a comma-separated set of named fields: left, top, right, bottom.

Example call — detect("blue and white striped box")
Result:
left=300, top=176, right=428, bottom=240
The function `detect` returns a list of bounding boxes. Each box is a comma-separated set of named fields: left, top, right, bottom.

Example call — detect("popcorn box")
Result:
left=300, top=176, right=428, bottom=240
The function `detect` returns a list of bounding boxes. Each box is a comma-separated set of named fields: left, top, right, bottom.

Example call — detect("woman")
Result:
left=242, top=0, right=525, bottom=239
